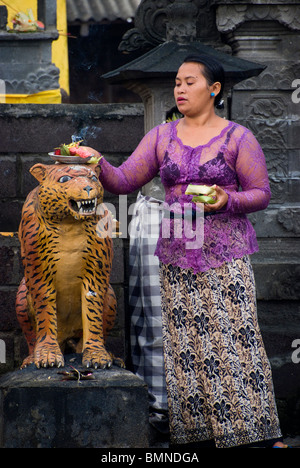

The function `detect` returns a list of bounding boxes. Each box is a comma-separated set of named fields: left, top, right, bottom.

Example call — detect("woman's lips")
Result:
left=177, top=97, right=187, bottom=103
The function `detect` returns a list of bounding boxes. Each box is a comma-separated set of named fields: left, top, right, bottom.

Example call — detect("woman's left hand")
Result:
left=201, top=185, right=228, bottom=212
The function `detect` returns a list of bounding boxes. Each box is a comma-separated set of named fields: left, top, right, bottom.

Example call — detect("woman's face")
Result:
left=174, top=62, right=218, bottom=117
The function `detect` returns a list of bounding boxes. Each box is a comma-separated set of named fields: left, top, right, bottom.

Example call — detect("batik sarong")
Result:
left=160, top=256, right=282, bottom=448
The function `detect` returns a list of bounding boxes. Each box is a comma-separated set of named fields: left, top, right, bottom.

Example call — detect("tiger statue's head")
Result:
left=30, top=163, right=103, bottom=221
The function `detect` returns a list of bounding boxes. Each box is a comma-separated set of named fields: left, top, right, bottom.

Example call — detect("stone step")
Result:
left=0, top=354, right=149, bottom=448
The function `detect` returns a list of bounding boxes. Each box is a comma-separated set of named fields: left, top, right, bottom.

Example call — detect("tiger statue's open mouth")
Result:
left=69, top=198, right=98, bottom=215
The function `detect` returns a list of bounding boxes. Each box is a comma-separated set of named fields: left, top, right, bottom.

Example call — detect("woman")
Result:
left=94, top=55, right=286, bottom=448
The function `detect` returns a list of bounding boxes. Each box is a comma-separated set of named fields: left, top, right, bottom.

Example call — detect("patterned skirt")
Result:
left=159, top=256, right=282, bottom=448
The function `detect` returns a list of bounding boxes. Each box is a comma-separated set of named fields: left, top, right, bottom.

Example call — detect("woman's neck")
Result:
left=181, top=110, right=222, bottom=129
left=175, top=111, right=229, bottom=147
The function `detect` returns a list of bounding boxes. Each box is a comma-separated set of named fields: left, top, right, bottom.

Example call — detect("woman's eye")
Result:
left=58, top=175, right=72, bottom=183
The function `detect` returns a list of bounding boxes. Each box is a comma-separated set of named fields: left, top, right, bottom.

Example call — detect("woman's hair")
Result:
left=182, top=54, right=225, bottom=108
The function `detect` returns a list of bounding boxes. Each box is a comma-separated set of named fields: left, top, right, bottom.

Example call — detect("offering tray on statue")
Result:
left=48, top=152, right=93, bottom=164
left=48, top=141, right=101, bottom=164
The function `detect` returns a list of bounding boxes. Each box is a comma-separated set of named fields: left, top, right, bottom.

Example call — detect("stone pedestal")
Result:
left=0, top=355, right=149, bottom=448
left=0, top=0, right=60, bottom=96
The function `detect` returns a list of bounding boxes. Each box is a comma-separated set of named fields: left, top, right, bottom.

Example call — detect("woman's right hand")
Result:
left=199, top=185, right=228, bottom=212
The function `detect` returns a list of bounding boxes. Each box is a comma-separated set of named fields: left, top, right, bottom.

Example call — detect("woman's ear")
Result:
left=211, top=81, right=221, bottom=97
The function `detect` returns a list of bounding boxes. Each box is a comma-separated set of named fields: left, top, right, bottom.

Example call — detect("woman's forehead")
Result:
left=176, top=62, right=204, bottom=79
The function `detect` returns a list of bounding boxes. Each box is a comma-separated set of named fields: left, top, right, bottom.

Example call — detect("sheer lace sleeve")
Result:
left=225, top=129, right=271, bottom=214
left=98, top=126, right=160, bottom=194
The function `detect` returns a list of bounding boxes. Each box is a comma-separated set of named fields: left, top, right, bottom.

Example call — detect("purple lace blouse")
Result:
left=99, top=120, right=271, bottom=272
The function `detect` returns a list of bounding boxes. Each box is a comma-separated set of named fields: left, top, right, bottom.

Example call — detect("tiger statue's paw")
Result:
left=110, top=353, right=126, bottom=369
left=82, top=346, right=114, bottom=369
left=33, top=340, right=65, bottom=368
left=20, top=354, right=34, bottom=369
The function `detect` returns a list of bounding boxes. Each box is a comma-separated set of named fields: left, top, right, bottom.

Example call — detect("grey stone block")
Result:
left=0, top=354, right=149, bottom=448
left=0, top=104, right=144, bottom=153
left=0, top=157, right=17, bottom=198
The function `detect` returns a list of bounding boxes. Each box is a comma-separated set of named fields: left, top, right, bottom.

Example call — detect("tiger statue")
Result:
left=16, top=161, right=123, bottom=370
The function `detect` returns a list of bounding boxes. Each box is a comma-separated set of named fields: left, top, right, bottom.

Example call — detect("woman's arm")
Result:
left=98, top=126, right=160, bottom=195
left=224, top=129, right=271, bottom=214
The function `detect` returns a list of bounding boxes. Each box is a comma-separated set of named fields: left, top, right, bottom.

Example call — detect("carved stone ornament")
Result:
left=269, top=265, right=300, bottom=300
left=277, top=208, right=300, bottom=235
left=245, top=120, right=287, bottom=150
left=234, top=61, right=300, bottom=90
left=265, top=150, right=288, bottom=183
left=214, top=2, right=300, bottom=33
left=119, top=0, right=224, bottom=53
left=249, top=96, right=286, bottom=119
left=3, top=64, right=60, bottom=94
left=16, top=162, right=123, bottom=370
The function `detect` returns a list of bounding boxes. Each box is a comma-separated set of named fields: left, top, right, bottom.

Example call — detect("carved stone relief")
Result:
left=248, top=96, right=286, bottom=119
left=269, top=265, right=300, bottom=300
left=264, top=149, right=289, bottom=204
left=216, top=4, right=300, bottom=33
left=119, top=0, right=226, bottom=53
left=243, top=120, right=288, bottom=150
left=266, top=150, right=289, bottom=183
left=277, top=208, right=300, bottom=235
left=234, top=62, right=300, bottom=90
left=4, top=64, right=60, bottom=94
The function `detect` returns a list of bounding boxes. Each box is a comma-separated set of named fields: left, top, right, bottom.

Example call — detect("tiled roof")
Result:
left=103, top=41, right=266, bottom=85
left=67, top=0, right=141, bottom=23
